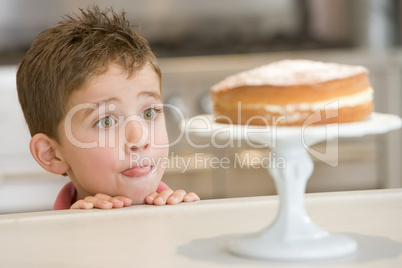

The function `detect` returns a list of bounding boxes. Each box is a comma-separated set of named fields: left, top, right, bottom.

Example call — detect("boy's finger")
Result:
left=166, top=190, right=187, bottom=205
left=85, top=196, right=113, bottom=209
left=145, top=192, right=159, bottom=204
left=183, top=192, right=200, bottom=202
left=153, top=189, right=174, bottom=206
left=113, top=196, right=133, bottom=207
left=93, top=193, right=128, bottom=208
left=94, top=193, right=114, bottom=201
left=70, top=200, right=94, bottom=209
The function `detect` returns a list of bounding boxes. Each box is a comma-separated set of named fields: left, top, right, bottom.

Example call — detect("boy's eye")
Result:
left=142, top=108, right=156, bottom=120
left=96, top=116, right=116, bottom=128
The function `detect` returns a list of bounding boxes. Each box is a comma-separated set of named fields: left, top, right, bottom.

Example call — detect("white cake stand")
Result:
left=186, top=112, right=401, bottom=261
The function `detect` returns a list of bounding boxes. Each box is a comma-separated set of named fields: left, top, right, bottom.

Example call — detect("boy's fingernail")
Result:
left=113, top=199, right=123, bottom=205
left=102, top=200, right=113, bottom=207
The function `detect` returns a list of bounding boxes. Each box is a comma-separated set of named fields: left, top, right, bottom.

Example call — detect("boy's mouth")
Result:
left=122, top=165, right=152, bottom=177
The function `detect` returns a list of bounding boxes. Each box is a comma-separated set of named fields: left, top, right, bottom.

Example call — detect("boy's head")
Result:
left=17, top=5, right=161, bottom=141
left=16, top=6, right=169, bottom=204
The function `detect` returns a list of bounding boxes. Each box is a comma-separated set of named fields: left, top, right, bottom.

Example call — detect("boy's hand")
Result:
left=70, top=193, right=133, bottom=209
left=145, top=189, right=200, bottom=205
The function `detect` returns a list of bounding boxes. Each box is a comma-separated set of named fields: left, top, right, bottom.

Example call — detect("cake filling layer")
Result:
left=216, top=87, right=373, bottom=114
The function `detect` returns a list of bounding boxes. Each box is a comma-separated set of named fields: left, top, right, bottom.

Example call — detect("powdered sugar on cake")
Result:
left=211, top=60, right=368, bottom=92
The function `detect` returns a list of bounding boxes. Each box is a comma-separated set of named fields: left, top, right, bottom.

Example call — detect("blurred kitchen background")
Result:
left=0, top=0, right=401, bottom=213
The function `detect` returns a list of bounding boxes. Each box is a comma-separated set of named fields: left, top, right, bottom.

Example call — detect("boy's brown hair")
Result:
left=17, top=5, right=160, bottom=141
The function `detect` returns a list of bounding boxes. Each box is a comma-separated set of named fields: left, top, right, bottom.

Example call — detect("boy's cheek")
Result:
left=153, top=124, right=169, bottom=148
left=60, top=126, right=101, bottom=150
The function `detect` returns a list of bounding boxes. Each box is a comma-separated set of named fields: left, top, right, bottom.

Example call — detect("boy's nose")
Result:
left=129, top=144, right=149, bottom=151
left=124, top=118, right=149, bottom=153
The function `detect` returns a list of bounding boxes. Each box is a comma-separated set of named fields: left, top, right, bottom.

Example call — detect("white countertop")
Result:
left=0, top=189, right=401, bottom=267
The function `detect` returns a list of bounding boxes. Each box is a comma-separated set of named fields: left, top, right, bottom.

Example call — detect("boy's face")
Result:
left=58, top=64, right=169, bottom=204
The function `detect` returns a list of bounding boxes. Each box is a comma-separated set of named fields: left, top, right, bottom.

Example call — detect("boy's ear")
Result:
left=30, top=133, right=70, bottom=175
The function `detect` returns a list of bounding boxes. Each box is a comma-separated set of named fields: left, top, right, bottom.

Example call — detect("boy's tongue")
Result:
left=122, top=166, right=151, bottom=177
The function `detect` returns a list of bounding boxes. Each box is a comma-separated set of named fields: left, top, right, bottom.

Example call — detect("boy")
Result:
left=16, top=6, right=199, bottom=210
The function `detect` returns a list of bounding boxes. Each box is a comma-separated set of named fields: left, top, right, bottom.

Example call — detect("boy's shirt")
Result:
left=53, top=181, right=170, bottom=210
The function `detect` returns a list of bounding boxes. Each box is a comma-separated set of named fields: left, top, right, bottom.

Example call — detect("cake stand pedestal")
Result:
left=187, top=112, right=401, bottom=261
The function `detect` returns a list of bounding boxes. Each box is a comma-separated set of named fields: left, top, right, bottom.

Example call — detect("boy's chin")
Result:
left=126, top=185, right=160, bottom=205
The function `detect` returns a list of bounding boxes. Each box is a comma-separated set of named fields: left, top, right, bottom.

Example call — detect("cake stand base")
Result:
left=229, top=233, right=357, bottom=261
